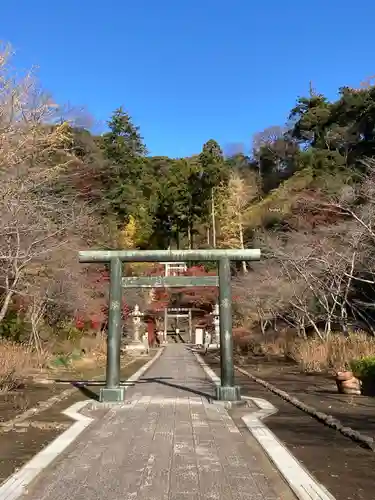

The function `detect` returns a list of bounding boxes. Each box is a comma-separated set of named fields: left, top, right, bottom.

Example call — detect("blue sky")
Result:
left=2, top=1, right=375, bottom=158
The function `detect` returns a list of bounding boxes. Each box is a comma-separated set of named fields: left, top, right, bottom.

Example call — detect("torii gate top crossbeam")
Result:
left=79, top=249, right=260, bottom=263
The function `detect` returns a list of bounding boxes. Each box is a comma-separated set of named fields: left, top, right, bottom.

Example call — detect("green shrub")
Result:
left=56, top=321, right=84, bottom=342
left=0, top=310, right=29, bottom=342
left=50, top=354, right=72, bottom=368
left=350, top=356, right=375, bottom=379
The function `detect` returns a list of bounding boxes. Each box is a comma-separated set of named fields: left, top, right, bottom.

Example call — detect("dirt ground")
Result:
left=205, top=353, right=375, bottom=500
left=0, top=354, right=151, bottom=486
left=236, top=354, right=375, bottom=439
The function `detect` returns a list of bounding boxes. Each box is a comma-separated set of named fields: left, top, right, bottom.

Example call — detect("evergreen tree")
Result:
left=102, top=107, right=147, bottom=162
left=100, top=107, right=153, bottom=242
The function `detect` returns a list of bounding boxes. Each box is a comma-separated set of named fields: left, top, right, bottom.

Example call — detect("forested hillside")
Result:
left=2, top=43, right=375, bottom=381
left=92, top=83, right=375, bottom=343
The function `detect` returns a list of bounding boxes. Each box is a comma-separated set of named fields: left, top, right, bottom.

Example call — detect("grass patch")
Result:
left=288, top=334, right=375, bottom=374
left=233, top=332, right=375, bottom=375
left=0, top=341, right=34, bottom=392
left=0, top=332, right=110, bottom=393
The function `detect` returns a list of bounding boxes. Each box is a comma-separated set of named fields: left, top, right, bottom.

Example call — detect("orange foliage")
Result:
left=147, top=264, right=218, bottom=313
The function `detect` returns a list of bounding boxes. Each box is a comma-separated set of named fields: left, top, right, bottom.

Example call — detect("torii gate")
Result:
left=163, top=262, right=190, bottom=342
left=79, top=249, right=260, bottom=403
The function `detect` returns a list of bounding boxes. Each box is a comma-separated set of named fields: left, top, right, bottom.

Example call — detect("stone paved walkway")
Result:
left=21, top=344, right=295, bottom=500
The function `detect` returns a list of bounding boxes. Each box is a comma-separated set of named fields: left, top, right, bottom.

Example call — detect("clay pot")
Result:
left=335, top=371, right=361, bottom=395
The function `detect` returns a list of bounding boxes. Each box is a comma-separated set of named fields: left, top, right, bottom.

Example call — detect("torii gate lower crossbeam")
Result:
left=78, top=249, right=261, bottom=402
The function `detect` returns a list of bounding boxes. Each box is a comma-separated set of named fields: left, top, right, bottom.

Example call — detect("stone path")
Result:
left=21, top=344, right=295, bottom=500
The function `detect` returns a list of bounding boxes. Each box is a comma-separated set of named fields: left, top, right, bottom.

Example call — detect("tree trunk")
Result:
left=260, top=318, right=266, bottom=335
left=0, top=272, right=22, bottom=324
left=211, top=188, right=216, bottom=248
left=239, top=221, right=247, bottom=273
left=0, top=289, right=14, bottom=323
left=324, top=317, right=331, bottom=338
left=176, top=230, right=180, bottom=249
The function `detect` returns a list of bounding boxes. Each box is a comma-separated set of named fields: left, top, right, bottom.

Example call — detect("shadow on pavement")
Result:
left=53, top=375, right=214, bottom=402
left=54, top=379, right=138, bottom=385
left=52, top=379, right=139, bottom=401
left=72, top=383, right=100, bottom=401
left=138, top=377, right=214, bottom=400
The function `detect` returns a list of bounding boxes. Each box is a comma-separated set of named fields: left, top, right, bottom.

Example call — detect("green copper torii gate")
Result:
left=78, top=249, right=261, bottom=402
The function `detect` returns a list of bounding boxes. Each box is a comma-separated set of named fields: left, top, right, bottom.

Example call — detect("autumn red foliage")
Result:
left=74, top=267, right=132, bottom=331
left=147, top=264, right=219, bottom=313
left=75, top=262, right=240, bottom=330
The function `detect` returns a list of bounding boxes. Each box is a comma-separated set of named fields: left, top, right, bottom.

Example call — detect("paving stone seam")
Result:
left=192, top=348, right=336, bottom=500
left=0, top=348, right=165, bottom=500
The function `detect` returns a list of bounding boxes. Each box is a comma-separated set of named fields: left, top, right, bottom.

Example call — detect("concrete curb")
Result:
left=0, top=400, right=93, bottom=500
left=193, top=350, right=336, bottom=500
left=193, top=349, right=221, bottom=385
left=0, top=348, right=164, bottom=500
left=127, top=347, right=164, bottom=384
left=233, top=362, right=375, bottom=452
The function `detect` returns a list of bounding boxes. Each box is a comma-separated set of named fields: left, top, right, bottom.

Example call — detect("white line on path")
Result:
left=192, top=349, right=336, bottom=500
left=0, top=348, right=164, bottom=500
